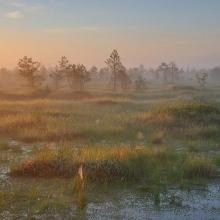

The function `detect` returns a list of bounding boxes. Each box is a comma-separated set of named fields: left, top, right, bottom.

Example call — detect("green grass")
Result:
left=0, top=85, right=219, bottom=217
left=139, top=100, right=220, bottom=127
left=0, top=91, right=219, bottom=146
left=183, top=154, right=214, bottom=178
left=0, top=87, right=218, bottom=185
left=10, top=145, right=216, bottom=184
left=214, top=155, right=220, bottom=166
left=0, top=99, right=137, bottom=143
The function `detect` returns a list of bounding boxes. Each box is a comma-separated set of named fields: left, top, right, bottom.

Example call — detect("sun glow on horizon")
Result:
left=1, top=0, right=220, bottom=68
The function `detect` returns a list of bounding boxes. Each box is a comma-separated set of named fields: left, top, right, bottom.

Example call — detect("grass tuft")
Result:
left=183, top=155, right=214, bottom=178
left=11, top=145, right=215, bottom=183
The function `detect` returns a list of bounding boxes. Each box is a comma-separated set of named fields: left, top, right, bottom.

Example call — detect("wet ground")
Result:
left=0, top=139, right=219, bottom=220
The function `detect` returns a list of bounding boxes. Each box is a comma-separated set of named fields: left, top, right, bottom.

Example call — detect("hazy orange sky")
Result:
left=1, top=0, right=220, bottom=69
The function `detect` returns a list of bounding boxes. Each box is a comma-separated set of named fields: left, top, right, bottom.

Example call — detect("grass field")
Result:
left=0, top=84, right=220, bottom=218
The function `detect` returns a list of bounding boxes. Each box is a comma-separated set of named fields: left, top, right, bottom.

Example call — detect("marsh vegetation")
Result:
left=0, top=51, right=220, bottom=219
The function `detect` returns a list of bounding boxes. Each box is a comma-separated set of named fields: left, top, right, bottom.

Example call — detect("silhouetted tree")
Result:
left=156, top=62, right=181, bottom=82
left=105, top=49, right=123, bottom=91
left=49, top=66, right=64, bottom=90
left=127, top=65, right=147, bottom=82
left=89, top=66, right=98, bottom=77
left=196, top=72, right=208, bottom=89
left=118, top=66, right=131, bottom=90
left=49, top=57, right=69, bottom=89
left=66, top=64, right=90, bottom=91
left=59, top=56, right=70, bottom=74
left=169, top=62, right=179, bottom=82
left=18, top=56, right=44, bottom=89
left=157, top=62, right=170, bottom=82
left=99, top=67, right=110, bottom=81
left=135, top=75, right=147, bottom=92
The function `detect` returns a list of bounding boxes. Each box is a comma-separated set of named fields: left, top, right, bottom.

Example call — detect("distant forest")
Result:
left=1, top=50, right=220, bottom=92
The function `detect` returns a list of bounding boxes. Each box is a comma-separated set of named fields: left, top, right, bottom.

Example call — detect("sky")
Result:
left=0, top=0, right=220, bottom=69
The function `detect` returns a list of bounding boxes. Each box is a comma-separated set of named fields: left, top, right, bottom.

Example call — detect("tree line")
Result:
left=1, top=49, right=219, bottom=92
left=17, top=49, right=146, bottom=92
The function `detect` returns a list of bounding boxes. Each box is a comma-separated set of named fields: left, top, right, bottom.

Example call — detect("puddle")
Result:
left=83, top=183, right=220, bottom=220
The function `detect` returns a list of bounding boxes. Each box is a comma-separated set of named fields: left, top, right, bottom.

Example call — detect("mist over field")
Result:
left=0, top=1, right=220, bottom=219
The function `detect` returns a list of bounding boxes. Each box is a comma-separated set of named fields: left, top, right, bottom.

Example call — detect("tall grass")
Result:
left=183, top=155, right=214, bottom=178
left=0, top=97, right=219, bottom=146
left=139, top=100, right=220, bottom=127
left=0, top=99, right=135, bottom=143
left=11, top=145, right=216, bottom=183
left=0, top=92, right=218, bottom=185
